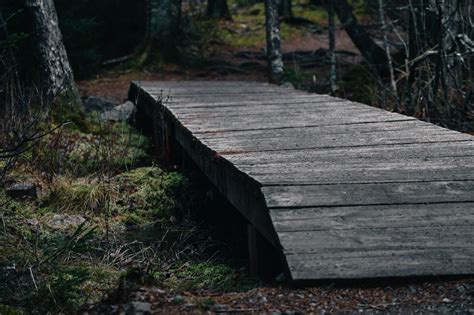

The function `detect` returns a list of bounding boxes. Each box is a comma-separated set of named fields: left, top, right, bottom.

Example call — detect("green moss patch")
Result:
left=157, top=261, right=257, bottom=292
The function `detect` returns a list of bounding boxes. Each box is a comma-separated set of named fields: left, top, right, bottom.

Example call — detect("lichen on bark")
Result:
left=265, top=0, right=284, bottom=83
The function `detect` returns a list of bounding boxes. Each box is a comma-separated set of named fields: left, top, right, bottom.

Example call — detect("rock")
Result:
left=280, top=82, right=294, bottom=89
left=26, top=219, right=39, bottom=226
left=100, top=101, right=136, bottom=122
left=6, top=183, right=38, bottom=199
left=84, top=96, right=117, bottom=112
left=125, top=301, right=150, bottom=315
left=456, top=285, right=466, bottom=294
left=47, top=214, right=86, bottom=230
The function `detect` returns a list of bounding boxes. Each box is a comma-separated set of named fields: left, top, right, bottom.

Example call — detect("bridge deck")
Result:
left=130, top=81, right=474, bottom=281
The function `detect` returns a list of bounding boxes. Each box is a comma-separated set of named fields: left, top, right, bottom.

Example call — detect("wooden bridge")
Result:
left=129, top=80, right=474, bottom=282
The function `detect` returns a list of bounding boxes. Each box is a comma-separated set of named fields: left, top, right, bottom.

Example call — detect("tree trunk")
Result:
left=277, top=0, right=293, bottom=18
left=147, top=0, right=182, bottom=62
left=332, top=0, right=389, bottom=74
left=25, top=0, right=79, bottom=103
left=207, top=0, right=232, bottom=20
left=326, top=0, right=337, bottom=95
left=265, top=0, right=284, bottom=83
left=377, top=0, right=397, bottom=99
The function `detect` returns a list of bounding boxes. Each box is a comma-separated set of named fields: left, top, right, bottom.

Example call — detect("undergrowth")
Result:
left=0, top=97, right=254, bottom=313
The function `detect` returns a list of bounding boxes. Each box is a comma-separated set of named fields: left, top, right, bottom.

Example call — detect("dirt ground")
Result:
left=84, top=277, right=474, bottom=314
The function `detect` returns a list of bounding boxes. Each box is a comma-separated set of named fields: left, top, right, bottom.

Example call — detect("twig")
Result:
left=29, top=266, right=38, bottom=291
left=102, top=54, right=133, bottom=67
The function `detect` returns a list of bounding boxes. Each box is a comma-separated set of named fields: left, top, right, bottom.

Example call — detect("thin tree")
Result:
left=264, top=0, right=284, bottom=83
left=25, top=0, right=80, bottom=103
left=332, top=0, right=388, bottom=74
left=326, top=0, right=337, bottom=95
left=377, top=0, right=397, bottom=101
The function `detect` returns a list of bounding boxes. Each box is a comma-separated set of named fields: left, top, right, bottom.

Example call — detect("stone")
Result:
left=456, top=285, right=466, bottom=294
left=6, top=183, right=38, bottom=199
left=47, top=214, right=86, bottom=230
left=26, top=219, right=39, bottom=226
left=84, top=96, right=117, bottom=112
left=125, top=301, right=150, bottom=315
left=100, top=101, right=136, bottom=122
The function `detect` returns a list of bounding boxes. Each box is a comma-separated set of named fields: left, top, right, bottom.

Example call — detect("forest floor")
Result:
left=1, top=2, right=473, bottom=315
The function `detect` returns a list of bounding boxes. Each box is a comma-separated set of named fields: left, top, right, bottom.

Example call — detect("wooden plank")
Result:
left=162, top=98, right=347, bottom=109
left=164, top=94, right=338, bottom=105
left=236, top=156, right=474, bottom=185
left=207, top=130, right=472, bottom=153
left=262, top=181, right=474, bottom=208
left=224, top=141, right=474, bottom=165
left=155, top=89, right=304, bottom=96
left=252, top=168, right=474, bottom=185
left=168, top=101, right=358, bottom=115
left=198, top=119, right=465, bottom=140
left=179, top=104, right=406, bottom=122
left=182, top=117, right=417, bottom=134
left=136, top=80, right=265, bottom=87
left=171, top=103, right=381, bottom=119
left=198, top=120, right=425, bottom=140
left=277, top=226, right=474, bottom=254
left=286, top=250, right=474, bottom=280
left=270, top=203, right=474, bottom=231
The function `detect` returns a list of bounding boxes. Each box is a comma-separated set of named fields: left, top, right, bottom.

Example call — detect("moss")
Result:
left=23, top=265, right=91, bottom=314
left=293, top=4, right=328, bottom=24
left=39, top=166, right=188, bottom=225
left=162, top=262, right=235, bottom=291
left=0, top=191, right=49, bottom=221
left=158, top=261, right=258, bottom=292
left=196, top=2, right=309, bottom=49
left=0, top=217, right=99, bottom=314
left=0, top=304, right=24, bottom=315
left=83, top=265, right=120, bottom=303
left=0, top=192, right=26, bottom=212
left=115, top=167, right=188, bottom=221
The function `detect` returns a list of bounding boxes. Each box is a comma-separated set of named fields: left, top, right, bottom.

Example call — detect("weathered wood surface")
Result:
left=130, top=80, right=474, bottom=281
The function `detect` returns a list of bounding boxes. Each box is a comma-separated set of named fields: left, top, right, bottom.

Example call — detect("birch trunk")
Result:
left=327, top=1, right=337, bottom=95
left=377, top=0, right=398, bottom=101
left=265, top=0, right=284, bottom=83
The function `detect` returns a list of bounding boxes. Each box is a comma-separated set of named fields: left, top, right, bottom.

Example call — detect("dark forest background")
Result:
left=1, top=0, right=146, bottom=79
